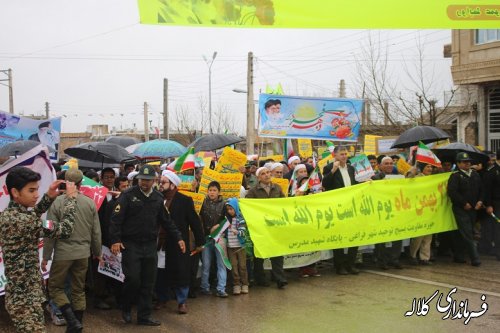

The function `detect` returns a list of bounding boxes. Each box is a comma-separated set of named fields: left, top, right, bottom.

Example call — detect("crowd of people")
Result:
left=0, top=145, right=499, bottom=332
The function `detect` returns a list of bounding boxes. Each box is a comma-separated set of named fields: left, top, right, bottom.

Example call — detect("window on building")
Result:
left=475, top=29, right=500, bottom=44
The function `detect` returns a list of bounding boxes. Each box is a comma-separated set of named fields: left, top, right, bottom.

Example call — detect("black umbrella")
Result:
left=105, top=136, right=141, bottom=148
left=433, top=142, right=489, bottom=165
left=188, top=134, right=245, bottom=152
left=391, top=126, right=451, bottom=149
left=64, top=142, right=136, bottom=165
left=0, top=140, right=56, bottom=157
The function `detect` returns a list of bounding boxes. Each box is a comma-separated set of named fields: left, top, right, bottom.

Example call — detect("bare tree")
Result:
left=355, top=32, right=459, bottom=129
left=212, top=102, right=236, bottom=134
left=354, top=32, right=403, bottom=130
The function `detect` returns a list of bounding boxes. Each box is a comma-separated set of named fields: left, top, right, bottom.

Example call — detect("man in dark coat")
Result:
left=371, top=156, right=404, bottom=269
left=447, top=152, right=483, bottom=266
left=110, top=165, right=185, bottom=326
left=483, top=151, right=500, bottom=261
left=158, top=170, right=204, bottom=314
left=322, top=146, right=360, bottom=275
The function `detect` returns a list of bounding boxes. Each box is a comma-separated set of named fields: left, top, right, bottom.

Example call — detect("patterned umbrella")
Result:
left=132, top=139, right=187, bottom=160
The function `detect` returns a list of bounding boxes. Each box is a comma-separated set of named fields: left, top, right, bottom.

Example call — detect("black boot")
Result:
left=74, top=310, right=83, bottom=325
left=60, top=304, right=83, bottom=333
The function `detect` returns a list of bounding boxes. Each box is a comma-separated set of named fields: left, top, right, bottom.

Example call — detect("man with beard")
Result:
left=156, top=170, right=204, bottom=314
left=110, top=165, right=186, bottom=326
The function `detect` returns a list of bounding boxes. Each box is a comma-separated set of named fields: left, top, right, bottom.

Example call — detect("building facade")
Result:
left=450, top=29, right=500, bottom=151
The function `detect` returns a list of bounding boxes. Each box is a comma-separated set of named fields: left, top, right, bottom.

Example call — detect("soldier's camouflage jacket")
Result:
left=0, top=194, right=76, bottom=308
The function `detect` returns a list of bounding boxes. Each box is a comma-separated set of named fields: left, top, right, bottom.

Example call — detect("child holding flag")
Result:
left=225, top=198, right=249, bottom=295
left=199, top=181, right=228, bottom=297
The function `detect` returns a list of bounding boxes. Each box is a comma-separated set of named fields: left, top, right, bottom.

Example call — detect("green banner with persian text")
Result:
left=239, top=173, right=456, bottom=258
left=138, top=0, right=500, bottom=28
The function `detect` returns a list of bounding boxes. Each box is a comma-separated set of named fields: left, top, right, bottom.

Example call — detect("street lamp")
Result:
left=203, top=52, right=217, bottom=134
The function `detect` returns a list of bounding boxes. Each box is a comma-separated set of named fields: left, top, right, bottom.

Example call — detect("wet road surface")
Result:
left=1, top=255, right=499, bottom=332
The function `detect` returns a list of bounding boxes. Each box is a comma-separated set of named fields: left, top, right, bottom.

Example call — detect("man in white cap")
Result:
left=156, top=170, right=204, bottom=314
left=284, top=156, right=300, bottom=180
left=270, top=162, right=284, bottom=178
left=246, top=167, right=288, bottom=289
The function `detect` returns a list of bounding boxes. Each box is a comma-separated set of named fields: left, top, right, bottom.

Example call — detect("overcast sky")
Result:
left=0, top=0, right=452, bottom=135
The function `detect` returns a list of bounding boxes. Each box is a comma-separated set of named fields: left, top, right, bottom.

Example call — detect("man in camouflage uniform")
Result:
left=0, top=166, right=78, bottom=333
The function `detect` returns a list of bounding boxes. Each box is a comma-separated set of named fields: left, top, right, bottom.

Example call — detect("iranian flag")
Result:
left=416, top=142, right=441, bottom=167
left=298, top=166, right=322, bottom=193
left=322, top=141, right=335, bottom=159
left=168, top=147, right=195, bottom=172
left=283, top=138, right=295, bottom=161
left=80, top=176, right=109, bottom=210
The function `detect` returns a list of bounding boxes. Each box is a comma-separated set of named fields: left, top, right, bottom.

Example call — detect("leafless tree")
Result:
left=355, top=32, right=459, bottom=129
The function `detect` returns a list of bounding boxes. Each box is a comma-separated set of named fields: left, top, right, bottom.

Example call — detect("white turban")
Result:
left=263, top=162, right=274, bottom=170
left=256, top=167, right=268, bottom=177
left=161, top=170, right=181, bottom=187
left=127, top=171, right=139, bottom=181
left=294, top=164, right=307, bottom=172
left=270, top=162, right=283, bottom=171
left=288, top=156, right=300, bottom=165
left=160, top=163, right=168, bottom=171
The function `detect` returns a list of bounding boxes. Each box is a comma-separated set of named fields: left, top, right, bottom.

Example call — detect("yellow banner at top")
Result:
left=239, top=173, right=456, bottom=258
left=138, top=0, right=500, bottom=28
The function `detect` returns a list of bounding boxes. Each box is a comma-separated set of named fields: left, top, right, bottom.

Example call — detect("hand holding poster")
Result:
left=349, top=155, right=375, bottom=182
left=215, top=147, right=247, bottom=173
left=271, top=177, right=290, bottom=197
left=198, top=167, right=243, bottom=199
left=98, top=246, right=125, bottom=282
left=258, top=94, right=363, bottom=141
left=239, top=173, right=456, bottom=258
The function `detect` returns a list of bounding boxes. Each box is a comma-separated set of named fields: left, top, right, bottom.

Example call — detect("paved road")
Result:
left=1, top=256, right=499, bottom=332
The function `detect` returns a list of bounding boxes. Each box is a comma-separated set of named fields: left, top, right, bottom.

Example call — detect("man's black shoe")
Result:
left=389, top=262, right=403, bottom=269
left=336, top=268, right=349, bottom=275
left=277, top=280, right=288, bottom=289
left=137, top=318, right=161, bottom=326
left=471, top=260, right=481, bottom=267
left=121, top=311, right=132, bottom=324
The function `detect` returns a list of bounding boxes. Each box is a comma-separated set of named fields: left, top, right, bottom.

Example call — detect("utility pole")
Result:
left=0, top=68, right=14, bottom=114
left=163, top=78, right=169, bottom=140
left=45, top=102, right=50, bottom=118
left=144, top=102, right=149, bottom=141
left=246, top=52, right=255, bottom=155
left=339, top=79, right=346, bottom=98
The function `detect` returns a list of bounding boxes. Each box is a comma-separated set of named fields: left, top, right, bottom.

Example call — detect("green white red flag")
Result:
left=283, top=138, right=295, bottom=161
left=80, top=176, right=109, bottom=210
left=298, top=166, right=321, bottom=193
left=168, top=147, right=196, bottom=172
left=416, top=142, right=441, bottom=167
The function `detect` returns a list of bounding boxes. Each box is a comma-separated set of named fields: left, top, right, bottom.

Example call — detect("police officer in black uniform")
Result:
left=483, top=150, right=500, bottom=261
left=110, top=165, right=186, bottom=326
left=447, top=152, right=483, bottom=266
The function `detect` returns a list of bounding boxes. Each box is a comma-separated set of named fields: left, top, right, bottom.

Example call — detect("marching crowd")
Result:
left=1, top=145, right=499, bottom=332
